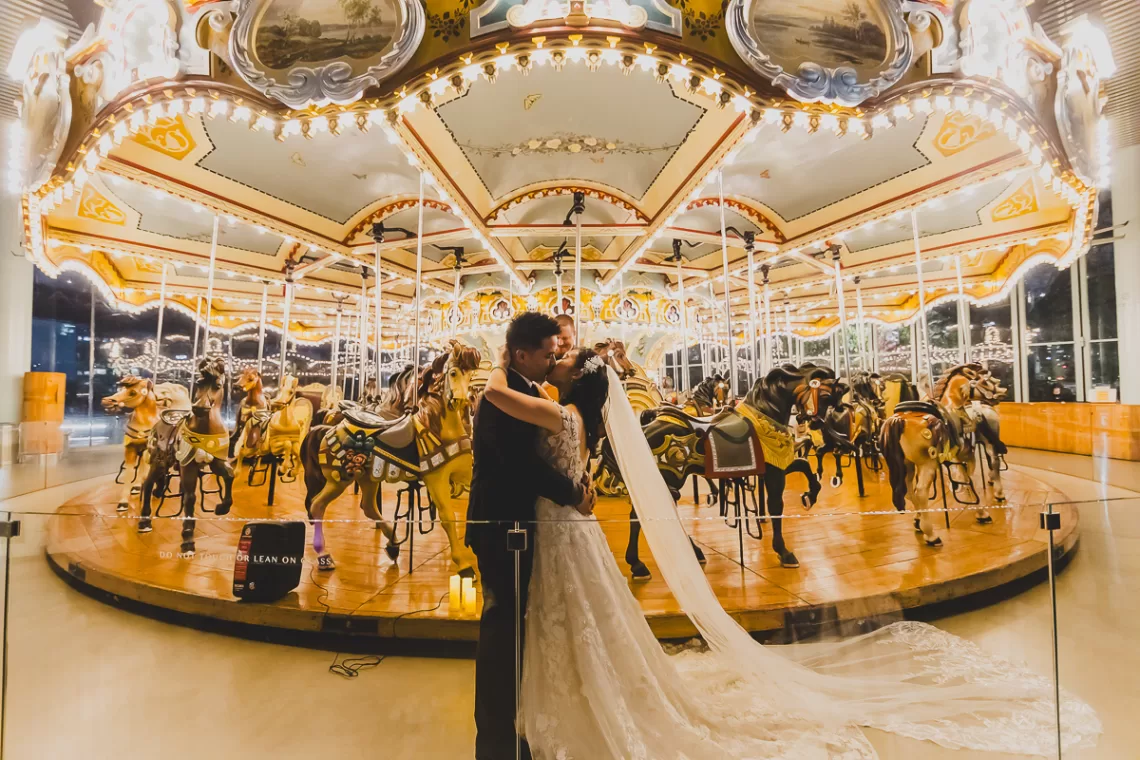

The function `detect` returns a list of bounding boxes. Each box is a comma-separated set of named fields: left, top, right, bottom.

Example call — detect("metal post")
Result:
left=955, top=254, right=969, bottom=363
left=784, top=301, right=794, bottom=366
left=855, top=278, right=868, bottom=371
left=375, top=239, right=384, bottom=382
left=87, top=285, right=96, bottom=447
left=761, top=265, right=773, bottom=375
left=831, top=247, right=853, bottom=380
left=279, top=278, right=293, bottom=391
left=202, top=215, right=220, bottom=354
left=413, top=172, right=425, bottom=409
left=190, top=296, right=202, bottom=377
left=910, top=210, right=935, bottom=387
left=256, top=282, right=268, bottom=374
left=745, top=236, right=759, bottom=384
left=717, top=172, right=737, bottom=395
left=152, top=262, right=167, bottom=380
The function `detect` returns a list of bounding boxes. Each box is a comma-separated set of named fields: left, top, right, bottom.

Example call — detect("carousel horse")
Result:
left=137, top=357, right=235, bottom=554
left=682, top=375, right=732, bottom=417
left=880, top=363, right=1000, bottom=547
left=882, top=373, right=920, bottom=417
left=599, top=364, right=840, bottom=574
left=230, top=368, right=269, bottom=459
left=101, top=377, right=191, bottom=511
left=301, top=341, right=481, bottom=574
left=595, top=339, right=664, bottom=414
left=265, top=375, right=313, bottom=482
left=967, top=367, right=1010, bottom=501
left=811, top=371, right=885, bottom=490
left=299, top=382, right=339, bottom=426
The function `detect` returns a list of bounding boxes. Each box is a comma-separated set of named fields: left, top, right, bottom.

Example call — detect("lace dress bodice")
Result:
left=533, top=404, right=587, bottom=520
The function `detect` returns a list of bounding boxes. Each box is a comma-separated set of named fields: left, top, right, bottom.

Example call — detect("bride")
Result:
left=483, top=347, right=1099, bottom=759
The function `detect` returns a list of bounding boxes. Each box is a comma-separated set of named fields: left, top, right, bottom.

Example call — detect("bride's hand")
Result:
left=496, top=343, right=511, bottom=370
left=574, top=475, right=596, bottom=516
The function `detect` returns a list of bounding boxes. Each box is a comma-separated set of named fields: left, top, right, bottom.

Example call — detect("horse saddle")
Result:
left=342, top=408, right=417, bottom=450
left=654, top=406, right=718, bottom=435
left=704, top=410, right=765, bottom=479
left=893, top=400, right=969, bottom=456
left=160, top=409, right=191, bottom=426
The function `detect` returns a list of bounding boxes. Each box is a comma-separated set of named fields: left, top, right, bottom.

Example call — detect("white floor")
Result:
left=0, top=457, right=1135, bottom=759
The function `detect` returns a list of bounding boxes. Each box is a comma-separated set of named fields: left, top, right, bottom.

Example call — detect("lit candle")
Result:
left=462, top=577, right=476, bottom=614
left=449, top=574, right=461, bottom=611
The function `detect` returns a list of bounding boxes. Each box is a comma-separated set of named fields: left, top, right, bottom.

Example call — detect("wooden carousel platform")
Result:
left=45, top=466, right=1078, bottom=647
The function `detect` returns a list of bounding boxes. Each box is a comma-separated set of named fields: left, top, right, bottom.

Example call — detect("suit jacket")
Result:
left=466, top=369, right=582, bottom=550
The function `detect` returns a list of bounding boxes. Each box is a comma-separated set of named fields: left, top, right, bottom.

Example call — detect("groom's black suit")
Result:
left=467, top=369, right=583, bottom=760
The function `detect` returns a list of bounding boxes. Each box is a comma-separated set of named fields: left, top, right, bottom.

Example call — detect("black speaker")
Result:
left=232, top=521, right=306, bottom=602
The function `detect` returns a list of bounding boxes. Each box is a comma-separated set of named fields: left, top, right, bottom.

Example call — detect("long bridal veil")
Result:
left=601, top=367, right=1099, bottom=755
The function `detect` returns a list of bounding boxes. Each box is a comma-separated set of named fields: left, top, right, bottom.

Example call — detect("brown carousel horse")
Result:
left=683, top=374, right=732, bottom=416
left=137, top=357, right=235, bottom=555
left=301, top=342, right=481, bottom=574
left=600, top=364, right=840, bottom=574
left=101, top=377, right=191, bottom=511
left=809, top=371, right=885, bottom=493
left=880, top=363, right=1004, bottom=547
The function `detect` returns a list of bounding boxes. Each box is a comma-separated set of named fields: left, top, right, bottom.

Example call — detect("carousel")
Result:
left=8, top=0, right=1109, bottom=644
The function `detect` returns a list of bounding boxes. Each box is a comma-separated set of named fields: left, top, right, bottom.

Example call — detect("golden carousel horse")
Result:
left=101, top=377, right=191, bottom=511
left=595, top=339, right=664, bottom=415
left=230, top=367, right=269, bottom=459
left=234, top=374, right=313, bottom=483
left=880, top=363, right=1006, bottom=547
left=138, top=357, right=235, bottom=555
left=301, top=341, right=481, bottom=574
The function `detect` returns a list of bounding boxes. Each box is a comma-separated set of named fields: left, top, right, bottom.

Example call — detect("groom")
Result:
left=467, top=311, right=595, bottom=760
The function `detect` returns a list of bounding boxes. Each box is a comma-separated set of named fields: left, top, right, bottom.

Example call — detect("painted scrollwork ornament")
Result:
left=72, top=0, right=183, bottom=107
left=1054, top=21, right=1115, bottom=186
left=958, top=0, right=1059, bottom=110
left=228, top=0, right=424, bottom=108
left=8, top=23, right=72, bottom=192
left=726, top=0, right=914, bottom=106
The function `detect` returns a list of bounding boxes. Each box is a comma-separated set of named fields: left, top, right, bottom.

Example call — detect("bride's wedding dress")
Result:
left=519, top=368, right=1099, bottom=759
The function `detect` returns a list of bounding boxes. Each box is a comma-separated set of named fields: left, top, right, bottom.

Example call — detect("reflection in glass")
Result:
left=801, top=336, right=832, bottom=368
left=1027, top=343, right=1077, bottom=401
left=876, top=324, right=911, bottom=379
left=968, top=297, right=1014, bottom=395
left=1024, top=264, right=1074, bottom=345
left=1089, top=342, right=1120, bottom=395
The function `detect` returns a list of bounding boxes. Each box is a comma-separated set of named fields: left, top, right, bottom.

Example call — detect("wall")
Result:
left=0, top=117, right=35, bottom=425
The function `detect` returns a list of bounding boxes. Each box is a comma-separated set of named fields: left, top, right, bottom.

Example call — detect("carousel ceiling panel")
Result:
left=101, top=175, right=285, bottom=256
left=842, top=178, right=1011, bottom=252
left=498, top=194, right=638, bottom=226
left=721, top=115, right=931, bottom=222
left=674, top=205, right=764, bottom=238
left=434, top=66, right=705, bottom=202
left=195, top=116, right=424, bottom=225
left=520, top=238, right=614, bottom=260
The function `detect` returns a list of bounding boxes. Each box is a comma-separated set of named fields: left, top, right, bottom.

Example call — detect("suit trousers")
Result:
left=473, top=529, right=534, bottom=760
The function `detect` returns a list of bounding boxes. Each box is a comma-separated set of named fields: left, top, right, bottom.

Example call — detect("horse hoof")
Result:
left=374, top=521, right=385, bottom=531
left=692, top=544, right=707, bottom=565
left=137, top=519, right=152, bottom=534
left=385, top=543, right=400, bottom=563
left=116, top=502, right=129, bottom=513
left=179, top=542, right=195, bottom=557
left=215, top=501, right=232, bottom=517
left=318, top=554, right=336, bottom=571
left=779, top=551, right=800, bottom=569
left=914, top=518, right=923, bottom=533
left=129, top=486, right=141, bottom=495
left=630, top=562, right=652, bottom=581
left=830, top=477, right=842, bottom=489
left=925, top=537, right=943, bottom=548
left=458, top=567, right=476, bottom=580
left=976, top=515, right=993, bottom=525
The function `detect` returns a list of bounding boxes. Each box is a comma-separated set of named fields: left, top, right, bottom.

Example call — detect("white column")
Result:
left=0, top=119, right=34, bottom=425
left=1113, top=144, right=1140, bottom=403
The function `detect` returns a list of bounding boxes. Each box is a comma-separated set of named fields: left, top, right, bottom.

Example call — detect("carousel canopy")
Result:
left=4, top=0, right=1115, bottom=353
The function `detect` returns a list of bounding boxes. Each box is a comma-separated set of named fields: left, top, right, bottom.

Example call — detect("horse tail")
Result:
left=880, top=416, right=909, bottom=512
left=300, top=426, right=327, bottom=512
left=976, top=410, right=1007, bottom=455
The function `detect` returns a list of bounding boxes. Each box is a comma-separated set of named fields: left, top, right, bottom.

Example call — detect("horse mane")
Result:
left=931, top=363, right=982, bottom=402
left=118, top=375, right=153, bottom=392
left=378, top=365, right=415, bottom=415
left=415, top=344, right=480, bottom=437
left=690, top=376, right=719, bottom=407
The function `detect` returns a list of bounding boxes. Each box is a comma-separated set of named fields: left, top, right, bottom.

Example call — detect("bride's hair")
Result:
left=561, top=348, right=609, bottom=455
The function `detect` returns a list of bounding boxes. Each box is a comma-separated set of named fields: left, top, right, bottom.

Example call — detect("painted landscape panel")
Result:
left=749, top=0, right=890, bottom=79
left=255, top=0, right=399, bottom=70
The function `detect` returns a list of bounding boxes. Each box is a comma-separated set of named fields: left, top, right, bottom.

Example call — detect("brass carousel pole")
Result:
left=373, top=225, right=384, bottom=384
left=358, top=270, right=369, bottom=396
left=717, top=172, right=737, bottom=395
left=330, top=300, right=342, bottom=392
left=955, top=254, right=969, bottom=362
left=279, top=270, right=293, bottom=392
left=784, top=300, right=795, bottom=365
left=202, top=215, right=220, bottom=356
left=830, top=245, right=853, bottom=380
left=676, top=251, right=690, bottom=393
left=152, top=261, right=168, bottom=381
left=855, top=277, right=868, bottom=371
left=744, top=233, right=759, bottom=385
left=761, top=264, right=773, bottom=375
left=573, top=191, right=584, bottom=339
left=256, top=281, right=268, bottom=374
left=190, top=296, right=202, bottom=367
left=412, top=172, right=425, bottom=409
left=910, top=210, right=935, bottom=388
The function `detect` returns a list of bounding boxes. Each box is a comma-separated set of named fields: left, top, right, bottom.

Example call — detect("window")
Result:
left=801, top=336, right=832, bottom=368
left=1027, top=344, right=1078, bottom=402
left=1083, top=197, right=1119, bottom=395
left=1022, top=264, right=1077, bottom=401
left=968, top=297, right=1014, bottom=397
left=876, top=325, right=912, bottom=380
left=927, top=301, right=961, bottom=379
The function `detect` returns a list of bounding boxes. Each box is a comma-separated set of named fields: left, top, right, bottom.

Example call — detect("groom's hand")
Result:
left=574, top=474, right=596, bottom=516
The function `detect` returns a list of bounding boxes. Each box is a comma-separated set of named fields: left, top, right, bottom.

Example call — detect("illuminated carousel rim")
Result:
left=45, top=470, right=1079, bottom=649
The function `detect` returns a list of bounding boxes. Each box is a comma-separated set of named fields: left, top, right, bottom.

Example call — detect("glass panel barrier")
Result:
left=0, top=460, right=1090, bottom=758
left=1053, top=497, right=1140, bottom=759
